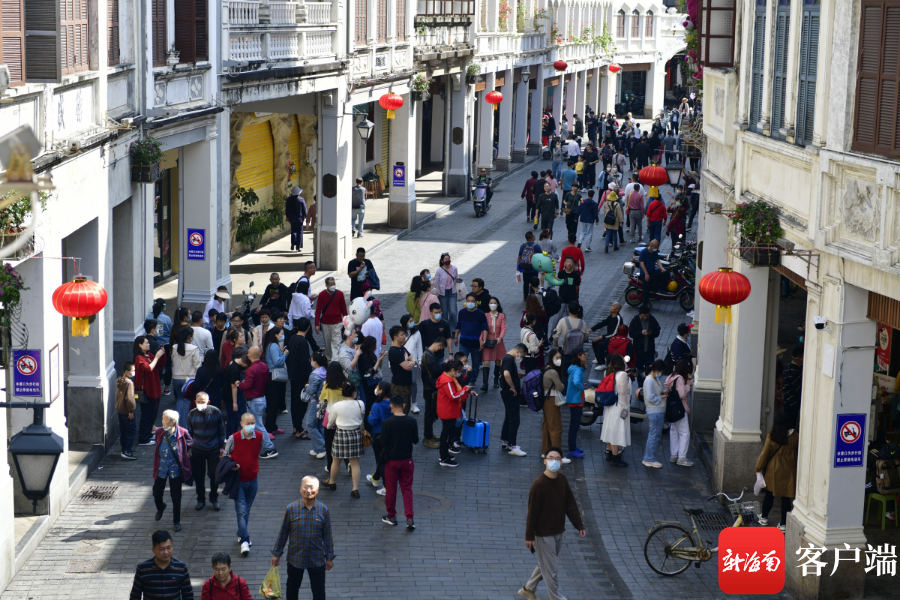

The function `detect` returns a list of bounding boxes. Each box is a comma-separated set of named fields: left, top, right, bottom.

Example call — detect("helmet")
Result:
left=667, top=281, right=679, bottom=293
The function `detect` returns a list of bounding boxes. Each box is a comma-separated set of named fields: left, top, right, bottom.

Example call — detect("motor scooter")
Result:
left=622, top=262, right=695, bottom=311
left=237, top=282, right=257, bottom=326
left=472, top=182, right=490, bottom=217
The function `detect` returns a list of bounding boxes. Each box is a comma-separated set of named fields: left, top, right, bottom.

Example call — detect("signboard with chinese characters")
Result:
left=13, top=349, right=41, bottom=397
left=876, top=323, right=891, bottom=373
left=393, top=165, right=405, bottom=187
left=834, top=413, right=866, bottom=468
left=187, top=229, right=205, bottom=260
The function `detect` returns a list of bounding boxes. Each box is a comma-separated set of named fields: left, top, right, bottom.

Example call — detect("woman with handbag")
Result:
left=135, top=336, right=168, bottom=446
left=416, top=278, right=440, bottom=324
left=665, top=358, right=693, bottom=467
left=520, top=308, right=546, bottom=374
left=321, top=382, right=367, bottom=498
left=219, top=329, right=245, bottom=372
left=264, top=326, right=289, bottom=436
left=482, top=297, right=507, bottom=391
left=433, top=253, right=461, bottom=334
left=754, top=412, right=799, bottom=529
left=152, top=409, right=193, bottom=532
left=172, top=327, right=203, bottom=427
left=600, top=353, right=632, bottom=467
left=318, top=363, right=348, bottom=472
left=641, top=360, right=668, bottom=469
left=541, top=349, right=570, bottom=462
left=302, top=351, right=328, bottom=459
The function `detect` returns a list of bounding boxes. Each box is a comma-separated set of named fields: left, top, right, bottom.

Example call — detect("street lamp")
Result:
left=6, top=404, right=64, bottom=513
left=356, top=118, right=375, bottom=142
left=665, top=160, right=683, bottom=186
left=521, top=68, right=531, bottom=84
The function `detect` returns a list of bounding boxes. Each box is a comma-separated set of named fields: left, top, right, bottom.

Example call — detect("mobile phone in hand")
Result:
left=530, top=546, right=536, bottom=554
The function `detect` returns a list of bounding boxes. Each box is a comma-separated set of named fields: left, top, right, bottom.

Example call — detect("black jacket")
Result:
left=473, top=289, right=491, bottom=313
left=421, top=349, right=440, bottom=391
left=591, top=313, right=625, bottom=338
left=284, top=194, right=306, bottom=224
left=628, top=314, right=661, bottom=354
left=260, top=283, right=290, bottom=313
left=287, top=332, right=312, bottom=384
left=215, top=456, right=241, bottom=500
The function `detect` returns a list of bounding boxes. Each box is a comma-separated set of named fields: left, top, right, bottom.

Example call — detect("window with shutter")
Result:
left=377, top=0, right=387, bottom=43
left=1, top=0, right=25, bottom=83
left=174, top=0, right=207, bottom=63
left=795, top=0, right=820, bottom=145
left=631, top=10, right=640, bottom=38
left=770, top=1, right=790, bottom=140
left=699, top=0, right=735, bottom=68
left=396, top=0, right=405, bottom=42
left=748, top=0, right=766, bottom=133
left=852, top=1, right=900, bottom=157
left=616, top=10, right=625, bottom=38
left=61, top=0, right=89, bottom=75
left=355, top=0, right=366, bottom=47
left=152, top=0, right=166, bottom=66
left=645, top=11, right=653, bottom=37
left=108, top=0, right=119, bottom=65
left=24, top=0, right=59, bottom=82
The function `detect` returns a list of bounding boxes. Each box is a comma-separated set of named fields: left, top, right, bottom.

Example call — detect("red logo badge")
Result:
left=718, top=528, right=785, bottom=594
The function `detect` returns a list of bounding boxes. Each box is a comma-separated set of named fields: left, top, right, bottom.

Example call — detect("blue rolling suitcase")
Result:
left=461, top=392, right=490, bottom=453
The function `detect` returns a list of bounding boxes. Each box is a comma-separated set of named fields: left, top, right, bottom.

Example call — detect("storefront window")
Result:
left=153, top=171, right=173, bottom=282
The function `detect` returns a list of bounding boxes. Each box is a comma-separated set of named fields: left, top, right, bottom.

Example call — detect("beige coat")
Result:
left=754, top=431, right=799, bottom=498
left=599, top=198, right=624, bottom=230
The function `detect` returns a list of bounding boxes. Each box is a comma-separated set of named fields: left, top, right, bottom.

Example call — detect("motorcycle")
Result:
left=622, top=260, right=695, bottom=311
left=472, top=182, right=491, bottom=217
left=237, top=282, right=258, bottom=326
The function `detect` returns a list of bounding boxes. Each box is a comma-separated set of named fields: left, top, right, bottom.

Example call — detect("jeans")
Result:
left=286, top=563, right=326, bottom=600
left=304, top=400, right=326, bottom=454
left=642, top=271, right=665, bottom=309
left=568, top=405, right=583, bottom=452
left=172, top=378, right=189, bottom=427
left=439, top=292, right=457, bottom=333
left=604, top=228, right=618, bottom=249
left=634, top=350, right=656, bottom=374
left=551, top=161, right=562, bottom=180
left=460, top=342, right=482, bottom=380
left=500, top=390, right=521, bottom=447
left=191, top=447, right=220, bottom=502
left=647, top=221, right=663, bottom=243
left=628, top=210, right=643, bottom=240
left=235, top=479, right=259, bottom=543
left=246, top=397, right=275, bottom=451
left=577, top=222, right=594, bottom=249
left=439, top=418, right=457, bottom=461
left=224, top=391, right=247, bottom=438
left=384, top=458, right=415, bottom=520
left=352, top=207, right=365, bottom=234
left=118, top=413, right=136, bottom=453
left=643, top=412, right=665, bottom=462
left=541, top=216, right=556, bottom=233
left=153, top=475, right=183, bottom=524
left=139, top=396, right=160, bottom=444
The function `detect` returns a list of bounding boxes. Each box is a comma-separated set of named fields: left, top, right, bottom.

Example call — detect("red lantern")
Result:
left=638, top=165, right=668, bottom=187
left=485, top=90, right=503, bottom=111
left=698, top=267, right=752, bottom=324
left=52, top=278, right=108, bottom=337
left=553, top=60, right=568, bottom=72
left=379, top=93, right=404, bottom=119
left=608, top=64, right=622, bottom=74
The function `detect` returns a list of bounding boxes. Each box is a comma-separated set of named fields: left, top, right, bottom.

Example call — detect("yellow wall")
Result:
left=236, top=122, right=275, bottom=191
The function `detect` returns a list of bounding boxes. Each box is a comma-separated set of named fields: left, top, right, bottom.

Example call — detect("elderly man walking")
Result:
left=271, top=476, right=335, bottom=600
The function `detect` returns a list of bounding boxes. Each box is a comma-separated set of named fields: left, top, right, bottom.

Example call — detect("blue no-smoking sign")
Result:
left=187, top=228, right=205, bottom=260
left=834, top=413, right=866, bottom=468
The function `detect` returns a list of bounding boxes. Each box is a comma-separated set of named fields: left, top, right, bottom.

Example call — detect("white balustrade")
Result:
left=304, top=31, right=332, bottom=56
left=270, top=2, right=298, bottom=25
left=230, top=0, right=260, bottom=25
left=306, top=2, right=333, bottom=25
left=271, top=33, right=299, bottom=58
left=230, top=33, right=263, bottom=60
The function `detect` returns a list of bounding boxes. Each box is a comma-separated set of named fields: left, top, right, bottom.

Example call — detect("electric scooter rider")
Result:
left=472, top=168, right=493, bottom=208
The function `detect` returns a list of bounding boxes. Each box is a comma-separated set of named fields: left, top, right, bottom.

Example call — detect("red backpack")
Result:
left=595, top=373, right=618, bottom=406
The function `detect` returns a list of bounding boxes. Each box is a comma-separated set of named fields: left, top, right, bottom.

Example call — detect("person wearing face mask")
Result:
left=405, top=276, right=424, bottom=323
left=481, top=298, right=507, bottom=392
left=416, top=278, right=440, bottom=325
left=454, top=293, right=488, bottom=394
left=519, top=447, right=586, bottom=600
left=188, top=392, right=226, bottom=511
left=116, top=361, right=138, bottom=460
left=539, top=349, right=570, bottom=463
left=433, top=253, right=461, bottom=335
left=314, top=277, right=348, bottom=362
left=152, top=410, right=194, bottom=532
left=641, top=360, right=668, bottom=469
left=263, top=326, right=289, bottom=436
left=223, top=413, right=263, bottom=557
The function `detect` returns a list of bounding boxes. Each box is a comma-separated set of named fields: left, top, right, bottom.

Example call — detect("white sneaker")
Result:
left=642, top=460, right=663, bottom=469
left=676, top=458, right=694, bottom=467
left=670, top=455, right=678, bottom=463
left=410, top=403, right=420, bottom=413
left=366, top=474, right=381, bottom=488
left=561, top=457, right=572, bottom=464
left=315, top=452, right=326, bottom=459
left=758, top=517, right=769, bottom=526
left=376, top=487, right=386, bottom=496
left=240, top=541, right=250, bottom=557
left=237, top=538, right=253, bottom=546
left=508, top=446, right=527, bottom=457
left=594, top=364, right=604, bottom=370
left=309, top=450, right=319, bottom=456
left=776, top=524, right=786, bottom=532
left=592, top=359, right=599, bottom=364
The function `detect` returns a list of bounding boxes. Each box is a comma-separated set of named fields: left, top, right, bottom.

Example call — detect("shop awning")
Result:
left=774, top=266, right=807, bottom=291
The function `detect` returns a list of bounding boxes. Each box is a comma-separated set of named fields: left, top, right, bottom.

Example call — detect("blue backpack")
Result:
left=595, top=373, right=618, bottom=406
left=521, top=369, right=546, bottom=412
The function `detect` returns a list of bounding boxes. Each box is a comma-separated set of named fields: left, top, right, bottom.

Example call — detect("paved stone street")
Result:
left=3, top=158, right=794, bottom=600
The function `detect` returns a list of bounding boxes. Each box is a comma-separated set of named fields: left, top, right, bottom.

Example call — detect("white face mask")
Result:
left=553, top=358, right=562, bottom=366
left=195, top=403, right=208, bottom=412
left=327, top=286, right=336, bottom=293
left=489, top=304, right=498, bottom=311
left=547, top=459, right=562, bottom=473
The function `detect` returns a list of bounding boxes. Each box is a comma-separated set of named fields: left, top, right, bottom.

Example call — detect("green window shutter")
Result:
left=749, top=8, right=766, bottom=133
left=770, top=6, right=790, bottom=139
left=796, top=6, right=819, bottom=145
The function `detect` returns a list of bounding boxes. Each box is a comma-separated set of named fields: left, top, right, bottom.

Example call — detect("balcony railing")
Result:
left=303, top=31, right=333, bottom=56
left=270, top=2, right=298, bottom=25
left=230, top=0, right=260, bottom=25
left=231, top=33, right=263, bottom=60
left=271, top=33, right=299, bottom=58
left=475, top=31, right=546, bottom=54
left=306, top=2, right=332, bottom=24
left=225, top=0, right=337, bottom=63
left=417, top=0, right=475, bottom=16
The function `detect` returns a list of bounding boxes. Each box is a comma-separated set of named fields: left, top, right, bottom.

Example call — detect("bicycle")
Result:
left=643, top=487, right=759, bottom=576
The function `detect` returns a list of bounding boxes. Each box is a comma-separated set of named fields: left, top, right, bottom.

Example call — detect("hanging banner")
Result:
left=876, top=322, right=891, bottom=373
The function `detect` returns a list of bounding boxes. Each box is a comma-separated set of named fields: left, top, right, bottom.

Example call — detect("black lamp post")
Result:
left=665, top=160, right=683, bottom=187
left=4, top=403, right=64, bottom=513
left=356, top=118, right=375, bottom=142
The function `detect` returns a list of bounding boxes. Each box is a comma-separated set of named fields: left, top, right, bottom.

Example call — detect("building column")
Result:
left=590, top=66, right=601, bottom=113
left=495, top=69, right=514, bottom=172
left=575, top=70, right=587, bottom=124
left=513, top=78, right=530, bottom=163
left=552, top=80, right=563, bottom=135
left=647, top=61, right=665, bottom=118
left=318, top=86, right=353, bottom=271
left=599, top=71, right=616, bottom=115
left=713, top=260, right=772, bottom=493
left=564, top=74, right=576, bottom=131
left=527, top=65, right=545, bottom=155
left=416, top=101, right=423, bottom=176
left=785, top=282, right=872, bottom=600
left=476, top=73, right=496, bottom=174
left=389, top=93, right=418, bottom=229
left=180, top=138, right=222, bottom=310
left=448, top=75, right=470, bottom=196
left=112, top=193, right=150, bottom=372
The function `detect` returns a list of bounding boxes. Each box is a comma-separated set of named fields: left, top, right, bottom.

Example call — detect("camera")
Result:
left=814, top=316, right=827, bottom=330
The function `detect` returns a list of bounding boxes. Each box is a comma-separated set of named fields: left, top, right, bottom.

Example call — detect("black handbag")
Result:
left=483, top=339, right=497, bottom=349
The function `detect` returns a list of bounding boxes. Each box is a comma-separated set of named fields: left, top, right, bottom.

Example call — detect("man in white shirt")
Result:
left=190, top=311, right=214, bottom=355
left=203, top=286, right=231, bottom=324
left=360, top=308, right=384, bottom=356
left=565, top=136, right=581, bottom=159
left=288, top=282, right=314, bottom=331
left=623, top=174, right=646, bottom=202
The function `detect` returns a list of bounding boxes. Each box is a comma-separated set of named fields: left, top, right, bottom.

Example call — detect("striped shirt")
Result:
left=187, top=406, right=226, bottom=451
left=130, top=557, right=193, bottom=600
left=271, top=500, right=335, bottom=569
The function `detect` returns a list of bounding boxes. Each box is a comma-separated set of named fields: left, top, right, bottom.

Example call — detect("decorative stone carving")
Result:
left=352, top=55, right=369, bottom=74
left=154, top=83, right=166, bottom=107
left=714, top=86, right=724, bottom=118
left=189, top=76, right=202, bottom=100
left=841, top=178, right=881, bottom=243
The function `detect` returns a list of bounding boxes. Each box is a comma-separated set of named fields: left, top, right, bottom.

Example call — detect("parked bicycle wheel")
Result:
left=644, top=523, right=697, bottom=576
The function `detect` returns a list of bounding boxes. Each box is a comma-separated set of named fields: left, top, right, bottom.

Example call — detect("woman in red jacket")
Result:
left=135, top=335, right=167, bottom=446
left=436, top=360, right=470, bottom=468
left=202, top=552, right=252, bottom=600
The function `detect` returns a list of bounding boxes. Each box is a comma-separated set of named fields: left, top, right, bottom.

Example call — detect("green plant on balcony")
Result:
left=730, top=200, right=783, bottom=247
left=580, top=26, right=594, bottom=45
left=128, top=137, right=163, bottom=166
left=499, top=0, right=512, bottom=30
left=0, top=263, right=28, bottom=325
left=0, top=190, right=48, bottom=236
left=594, top=23, right=615, bottom=56
left=516, top=2, right=526, bottom=32
left=550, top=24, right=561, bottom=45
left=412, top=74, right=431, bottom=92
left=533, top=8, right=547, bottom=31
left=234, top=187, right=285, bottom=251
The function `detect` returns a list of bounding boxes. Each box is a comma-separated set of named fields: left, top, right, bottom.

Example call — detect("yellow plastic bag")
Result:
left=260, top=566, right=282, bottom=599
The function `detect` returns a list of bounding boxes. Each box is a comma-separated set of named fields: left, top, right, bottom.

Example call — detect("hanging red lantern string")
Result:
left=379, top=93, right=404, bottom=119
left=485, top=90, right=503, bottom=111
left=698, top=267, right=752, bottom=324
left=608, top=64, right=622, bottom=74
left=553, top=60, right=568, bottom=72
left=638, top=165, right=669, bottom=187
left=52, top=277, right=108, bottom=337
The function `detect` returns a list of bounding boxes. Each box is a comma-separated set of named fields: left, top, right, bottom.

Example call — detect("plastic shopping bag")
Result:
left=515, top=271, right=523, bottom=284
left=260, top=566, right=282, bottom=599
left=753, top=472, right=767, bottom=497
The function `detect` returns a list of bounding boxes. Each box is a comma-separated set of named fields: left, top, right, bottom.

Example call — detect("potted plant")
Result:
left=730, top=199, right=783, bottom=267
left=411, top=74, right=430, bottom=102
left=129, top=137, right=163, bottom=183
left=0, top=190, right=48, bottom=254
left=465, top=63, right=480, bottom=85
left=0, top=263, right=28, bottom=325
